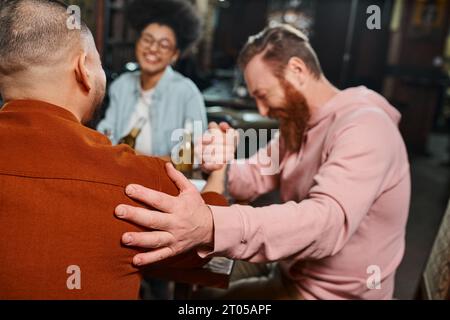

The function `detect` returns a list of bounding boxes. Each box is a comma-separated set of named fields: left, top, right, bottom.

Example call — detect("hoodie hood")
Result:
left=309, top=86, right=401, bottom=128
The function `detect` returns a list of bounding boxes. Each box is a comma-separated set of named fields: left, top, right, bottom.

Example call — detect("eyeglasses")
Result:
left=139, top=34, right=175, bottom=54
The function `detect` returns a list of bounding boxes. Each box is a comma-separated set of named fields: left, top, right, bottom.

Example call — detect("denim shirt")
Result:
left=97, top=67, right=207, bottom=156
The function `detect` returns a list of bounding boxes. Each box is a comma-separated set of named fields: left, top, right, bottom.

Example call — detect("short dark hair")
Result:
left=126, top=0, right=203, bottom=56
left=238, top=24, right=323, bottom=79
left=0, top=0, right=88, bottom=75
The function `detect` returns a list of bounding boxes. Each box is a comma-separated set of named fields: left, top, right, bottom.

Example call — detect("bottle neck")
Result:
left=184, top=130, right=193, bottom=142
left=130, top=127, right=142, bottom=138
left=129, top=117, right=147, bottom=138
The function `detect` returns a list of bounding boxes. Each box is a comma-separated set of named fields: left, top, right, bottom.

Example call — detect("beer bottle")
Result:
left=174, top=118, right=194, bottom=177
left=118, top=117, right=147, bottom=149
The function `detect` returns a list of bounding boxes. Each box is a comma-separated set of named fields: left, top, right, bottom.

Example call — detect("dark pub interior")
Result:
left=0, top=0, right=449, bottom=301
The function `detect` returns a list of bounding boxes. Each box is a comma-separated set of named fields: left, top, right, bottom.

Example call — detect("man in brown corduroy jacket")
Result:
left=0, top=0, right=225, bottom=299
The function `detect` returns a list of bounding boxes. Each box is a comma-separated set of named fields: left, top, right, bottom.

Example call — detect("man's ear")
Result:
left=74, top=52, right=91, bottom=93
left=286, top=57, right=307, bottom=86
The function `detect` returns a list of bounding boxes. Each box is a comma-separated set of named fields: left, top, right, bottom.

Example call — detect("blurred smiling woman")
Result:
left=97, top=0, right=207, bottom=156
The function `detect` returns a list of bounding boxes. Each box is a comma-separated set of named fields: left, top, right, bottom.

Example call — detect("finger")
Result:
left=208, top=122, right=219, bottom=129
left=121, top=231, right=174, bottom=249
left=125, top=184, right=176, bottom=212
left=165, top=162, right=196, bottom=192
left=202, top=163, right=224, bottom=172
left=219, top=122, right=231, bottom=131
left=115, top=205, right=172, bottom=230
left=202, top=152, right=224, bottom=166
left=201, top=134, right=214, bottom=145
left=202, top=141, right=226, bottom=159
left=205, top=128, right=226, bottom=145
left=133, top=247, right=175, bottom=266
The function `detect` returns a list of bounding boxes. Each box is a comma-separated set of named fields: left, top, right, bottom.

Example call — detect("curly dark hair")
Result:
left=127, top=0, right=203, bottom=56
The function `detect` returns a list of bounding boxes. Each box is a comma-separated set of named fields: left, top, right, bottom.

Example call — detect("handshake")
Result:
left=195, top=122, right=240, bottom=174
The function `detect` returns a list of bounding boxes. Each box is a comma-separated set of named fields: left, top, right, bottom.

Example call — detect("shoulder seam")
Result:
left=0, top=171, right=128, bottom=189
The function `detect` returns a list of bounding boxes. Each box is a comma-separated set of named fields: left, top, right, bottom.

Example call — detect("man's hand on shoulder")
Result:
left=115, top=162, right=215, bottom=266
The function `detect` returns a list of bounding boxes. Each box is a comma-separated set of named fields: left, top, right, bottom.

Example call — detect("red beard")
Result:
left=268, top=79, right=311, bottom=153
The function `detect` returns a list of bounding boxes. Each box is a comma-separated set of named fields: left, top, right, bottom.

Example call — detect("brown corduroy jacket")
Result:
left=0, top=100, right=226, bottom=299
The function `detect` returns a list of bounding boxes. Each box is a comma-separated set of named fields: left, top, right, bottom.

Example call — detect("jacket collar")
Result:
left=1, top=99, right=80, bottom=123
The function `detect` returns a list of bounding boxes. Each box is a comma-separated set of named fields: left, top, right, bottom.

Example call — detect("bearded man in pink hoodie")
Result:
left=114, top=25, right=411, bottom=300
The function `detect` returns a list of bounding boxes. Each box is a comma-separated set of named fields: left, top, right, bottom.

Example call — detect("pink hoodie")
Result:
left=202, top=86, right=411, bottom=300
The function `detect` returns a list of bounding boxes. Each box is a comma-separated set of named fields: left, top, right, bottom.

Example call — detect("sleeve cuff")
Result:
left=197, top=205, right=247, bottom=259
